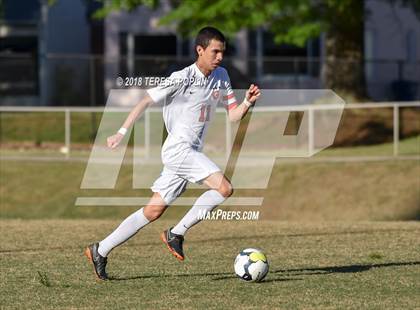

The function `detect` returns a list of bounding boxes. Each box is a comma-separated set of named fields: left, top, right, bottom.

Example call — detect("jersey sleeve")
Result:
left=221, top=70, right=238, bottom=111
left=147, top=71, right=183, bottom=104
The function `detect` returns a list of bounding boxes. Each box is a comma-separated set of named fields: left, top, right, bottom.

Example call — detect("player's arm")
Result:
left=107, top=93, right=154, bottom=149
left=228, top=84, right=261, bottom=122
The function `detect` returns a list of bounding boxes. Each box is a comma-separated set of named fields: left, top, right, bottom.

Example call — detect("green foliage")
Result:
left=87, top=0, right=420, bottom=46
left=89, top=0, right=329, bottom=46
left=159, top=0, right=327, bottom=46
left=91, top=0, right=159, bottom=18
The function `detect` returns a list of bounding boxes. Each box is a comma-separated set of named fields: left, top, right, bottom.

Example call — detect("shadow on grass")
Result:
left=110, top=261, right=420, bottom=282
left=273, top=261, right=420, bottom=276
left=210, top=275, right=303, bottom=283
left=110, top=272, right=302, bottom=283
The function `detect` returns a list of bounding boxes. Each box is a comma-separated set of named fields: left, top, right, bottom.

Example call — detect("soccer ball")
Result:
left=234, top=248, right=269, bottom=282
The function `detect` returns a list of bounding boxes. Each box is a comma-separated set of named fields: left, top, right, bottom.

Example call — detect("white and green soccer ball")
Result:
left=234, top=248, right=269, bottom=282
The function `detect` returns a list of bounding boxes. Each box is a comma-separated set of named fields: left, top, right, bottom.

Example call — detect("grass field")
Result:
left=1, top=113, right=419, bottom=308
left=1, top=220, right=419, bottom=309
left=1, top=157, right=419, bottom=221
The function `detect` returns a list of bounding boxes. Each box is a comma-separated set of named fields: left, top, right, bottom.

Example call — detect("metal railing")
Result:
left=0, top=101, right=418, bottom=159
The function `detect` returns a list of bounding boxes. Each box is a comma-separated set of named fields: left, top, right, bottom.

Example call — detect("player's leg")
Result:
left=162, top=151, right=232, bottom=261
left=85, top=192, right=166, bottom=280
left=142, top=193, right=168, bottom=221
left=97, top=192, right=166, bottom=257
left=201, top=171, right=233, bottom=197
left=162, top=172, right=231, bottom=261
left=170, top=171, right=232, bottom=236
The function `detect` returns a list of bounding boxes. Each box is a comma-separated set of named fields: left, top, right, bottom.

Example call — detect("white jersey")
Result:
left=147, top=63, right=237, bottom=151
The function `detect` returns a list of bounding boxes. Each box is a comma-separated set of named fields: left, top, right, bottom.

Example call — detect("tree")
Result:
left=92, top=0, right=420, bottom=100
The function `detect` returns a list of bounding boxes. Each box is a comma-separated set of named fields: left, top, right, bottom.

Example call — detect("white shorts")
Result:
left=151, top=140, right=221, bottom=205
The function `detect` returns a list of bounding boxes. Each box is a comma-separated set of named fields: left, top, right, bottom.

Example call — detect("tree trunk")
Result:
left=322, top=0, right=367, bottom=100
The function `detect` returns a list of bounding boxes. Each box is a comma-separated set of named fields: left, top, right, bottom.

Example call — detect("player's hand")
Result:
left=245, top=84, right=261, bottom=104
left=107, top=133, right=124, bottom=149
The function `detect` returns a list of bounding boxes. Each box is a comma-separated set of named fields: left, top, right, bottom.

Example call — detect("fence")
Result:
left=0, top=102, right=418, bottom=160
left=1, top=54, right=419, bottom=105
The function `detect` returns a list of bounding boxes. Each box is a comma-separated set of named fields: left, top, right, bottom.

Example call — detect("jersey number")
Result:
left=199, top=104, right=211, bottom=122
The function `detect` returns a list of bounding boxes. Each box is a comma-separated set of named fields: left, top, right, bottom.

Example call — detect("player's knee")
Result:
left=218, top=182, right=233, bottom=198
left=144, top=205, right=165, bottom=221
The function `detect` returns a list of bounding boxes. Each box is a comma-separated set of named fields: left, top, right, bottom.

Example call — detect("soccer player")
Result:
left=85, top=26, right=261, bottom=280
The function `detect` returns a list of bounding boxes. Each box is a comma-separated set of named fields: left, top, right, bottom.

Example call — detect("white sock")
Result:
left=171, top=190, right=226, bottom=236
left=98, top=208, right=150, bottom=257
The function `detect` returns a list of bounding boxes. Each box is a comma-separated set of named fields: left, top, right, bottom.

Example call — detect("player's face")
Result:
left=197, top=39, right=225, bottom=71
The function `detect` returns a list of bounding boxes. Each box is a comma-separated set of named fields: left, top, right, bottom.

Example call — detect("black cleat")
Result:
left=160, top=228, right=185, bottom=261
left=84, top=243, right=109, bottom=280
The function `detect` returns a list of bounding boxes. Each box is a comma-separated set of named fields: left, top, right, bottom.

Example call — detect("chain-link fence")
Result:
left=1, top=54, right=419, bottom=106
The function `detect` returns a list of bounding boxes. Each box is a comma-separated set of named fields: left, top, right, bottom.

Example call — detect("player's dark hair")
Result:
left=195, top=26, right=225, bottom=50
